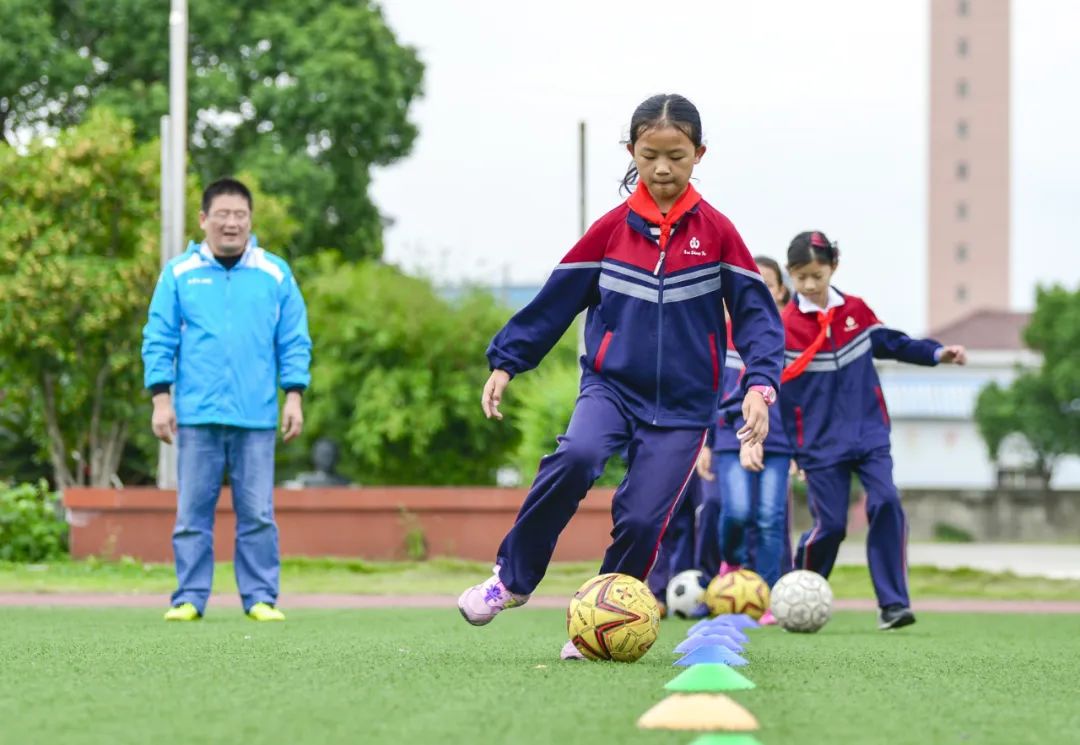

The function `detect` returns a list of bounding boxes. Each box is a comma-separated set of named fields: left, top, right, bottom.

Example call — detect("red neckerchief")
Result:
left=781, top=306, right=837, bottom=383
left=626, top=182, right=702, bottom=250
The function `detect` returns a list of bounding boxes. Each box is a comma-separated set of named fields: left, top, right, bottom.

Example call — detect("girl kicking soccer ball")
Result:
left=779, top=231, right=967, bottom=629
left=458, top=94, right=785, bottom=658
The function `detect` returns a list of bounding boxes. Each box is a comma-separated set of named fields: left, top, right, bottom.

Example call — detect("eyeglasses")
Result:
left=209, top=209, right=250, bottom=222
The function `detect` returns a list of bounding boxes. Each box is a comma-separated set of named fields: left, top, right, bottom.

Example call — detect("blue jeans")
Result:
left=173, top=425, right=279, bottom=613
left=716, top=451, right=791, bottom=588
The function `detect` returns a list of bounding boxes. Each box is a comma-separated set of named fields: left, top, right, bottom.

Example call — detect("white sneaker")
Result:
left=560, top=640, right=585, bottom=660
left=457, top=568, right=529, bottom=626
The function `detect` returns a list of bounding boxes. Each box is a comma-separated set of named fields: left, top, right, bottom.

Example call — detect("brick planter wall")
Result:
left=62, top=486, right=1080, bottom=563
left=62, top=487, right=618, bottom=562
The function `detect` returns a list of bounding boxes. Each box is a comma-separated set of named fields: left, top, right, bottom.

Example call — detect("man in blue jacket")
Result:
left=142, top=178, right=312, bottom=622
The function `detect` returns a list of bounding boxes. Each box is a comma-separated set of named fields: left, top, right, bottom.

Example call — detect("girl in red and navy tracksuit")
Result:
left=780, top=232, right=967, bottom=629
left=700, top=256, right=794, bottom=609
left=457, top=94, right=785, bottom=657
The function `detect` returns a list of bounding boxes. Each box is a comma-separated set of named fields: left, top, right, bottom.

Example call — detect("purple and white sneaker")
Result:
left=457, top=567, right=529, bottom=626
left=560, top=640, right=585, bottom=661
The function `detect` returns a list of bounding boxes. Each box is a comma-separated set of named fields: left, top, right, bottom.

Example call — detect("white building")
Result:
left=879, top=309, right=1080, bottom=489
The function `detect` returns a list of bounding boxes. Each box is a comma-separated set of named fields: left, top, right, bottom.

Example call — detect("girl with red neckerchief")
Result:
left=456, top=94, right=785, bottom=658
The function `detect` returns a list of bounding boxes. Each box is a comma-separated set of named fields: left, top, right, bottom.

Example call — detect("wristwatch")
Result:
left=749, top=385, right=777, bottom=406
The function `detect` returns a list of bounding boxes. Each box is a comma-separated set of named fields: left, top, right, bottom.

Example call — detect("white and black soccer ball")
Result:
left=770, top=570, right=833, bottom=633
left=666, top=570, right=709, bottom=619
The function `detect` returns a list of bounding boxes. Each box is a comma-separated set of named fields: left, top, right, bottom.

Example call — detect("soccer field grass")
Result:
left=1, top=608, right=1077, bottom=745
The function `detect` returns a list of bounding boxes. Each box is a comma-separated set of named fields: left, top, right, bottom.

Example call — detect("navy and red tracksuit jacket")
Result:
left=486, top=186, right=784, bottom=428
left=712, top=336, right=792, bottom=454
left=779, top=289, right=942, bottom=470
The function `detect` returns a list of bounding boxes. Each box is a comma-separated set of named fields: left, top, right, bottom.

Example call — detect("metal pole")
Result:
left=160, top=116, right=172, bottom=267
left=578, top=121, right=586, bottom=236
left=157, top=116, right=177, bottom=489
left=157, top=0, right=188, bottom=490
left=168, top=0, right=187, bottom=261
left=576, top=121, right=587, bottom=356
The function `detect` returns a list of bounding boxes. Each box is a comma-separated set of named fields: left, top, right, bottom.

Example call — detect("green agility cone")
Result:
left=665, top=663, right=756, bottom=692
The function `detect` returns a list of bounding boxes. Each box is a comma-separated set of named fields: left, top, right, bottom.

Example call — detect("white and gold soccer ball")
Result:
left=770, top=570, right=833, bottom=633
left=567, top=573, right=661, bottom=662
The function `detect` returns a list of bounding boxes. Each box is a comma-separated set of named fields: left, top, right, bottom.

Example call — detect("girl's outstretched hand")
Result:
left=695, top=445, right=715, bottom=481
left=789, top=459, right=806, bottom=482
left=740, top=441, right=765, bottom=472
left=482, top=369, right=511, bottom=419
left=737, top=391, right=770, bottom=447
left=938, top=344, right=968, bottom=365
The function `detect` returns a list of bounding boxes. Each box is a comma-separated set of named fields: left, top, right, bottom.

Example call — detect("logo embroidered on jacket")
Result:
left=187, top=277, right=213, bottom=285
left=684, top=236, right=706, bottom=256
left=845, top=316, right=858, bottom=331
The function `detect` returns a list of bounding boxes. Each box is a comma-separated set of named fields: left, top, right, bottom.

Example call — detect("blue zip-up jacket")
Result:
left=486, top=187, right=784, bottom=428
left=141, top=241, right=312, bottom=429
left=712, top=339, right=792, bottom=455
left=779, top=289, right=941, bottom=469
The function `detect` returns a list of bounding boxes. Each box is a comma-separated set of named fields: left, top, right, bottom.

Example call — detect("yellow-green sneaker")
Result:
left=247, top=602, right=285, bottom=622
left=164, top=602, right=201, bottom=621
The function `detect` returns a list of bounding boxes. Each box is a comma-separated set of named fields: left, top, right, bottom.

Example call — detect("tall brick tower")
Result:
left=928, top=0, right=1010, bottom=332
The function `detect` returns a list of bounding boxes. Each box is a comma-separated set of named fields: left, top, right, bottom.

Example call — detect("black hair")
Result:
left=787, top=231, right=839, bottom=269
left=620, top=94, right=704, bottom=194
left=753, top=254, right=791, bottom=306
left=201, top=177, right=253, bottom=214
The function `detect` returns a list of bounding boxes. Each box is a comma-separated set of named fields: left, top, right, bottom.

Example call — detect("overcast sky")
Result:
left=371, top=0, right=1079, bottom=334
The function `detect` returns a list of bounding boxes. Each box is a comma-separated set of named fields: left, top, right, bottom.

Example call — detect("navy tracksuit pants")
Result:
left=794, top=447, right=909, bottom=609
left=497, top=385, right=706, bottom=596
left=695, top=480, right=723, bottom=576
left=645, top=474, right=722, bottom=598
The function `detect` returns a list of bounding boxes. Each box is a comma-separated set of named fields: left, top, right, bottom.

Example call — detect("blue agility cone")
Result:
left=711, top=613, right=760, bottom=630
left=674, top=634, right=744, bottom=655
left=689, top=621, right=749, bottom=643
left=673, top=645, right=749, bottom=667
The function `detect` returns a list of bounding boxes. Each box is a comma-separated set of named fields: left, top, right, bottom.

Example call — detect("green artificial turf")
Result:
left=2, top=557, right=1078, bottom=601
left=1, top=608, right=1077, bottom=745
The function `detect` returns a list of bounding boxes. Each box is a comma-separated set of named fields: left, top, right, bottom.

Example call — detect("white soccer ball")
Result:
left=770, top=570, right=833, bottom=633
left=666, top=570, right=708, bottom=619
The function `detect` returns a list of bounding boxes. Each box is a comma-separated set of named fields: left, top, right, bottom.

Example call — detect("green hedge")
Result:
left=510, top=359, right=627, bottom=487
left=0, top=481, right=68, bottom=562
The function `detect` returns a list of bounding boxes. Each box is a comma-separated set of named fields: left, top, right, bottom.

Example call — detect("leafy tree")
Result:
left=0, top=387, right=50, bottom=484
left=1021, top=285, right=1080, bottom=406
left=0, top=109, right=160, bottom=487
left=507, top=338, right=626, bottom=488
left=974, top=284, right=1080, bottom=483
left=974, top=376, right=1072, bottom=484
left=0, top=0, right=90, bottom=136
left=0, top=108, right=299, bottom=488
left=0, top=0, right=423, bottom=261
left=290, top=254, right=520, bottom=485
